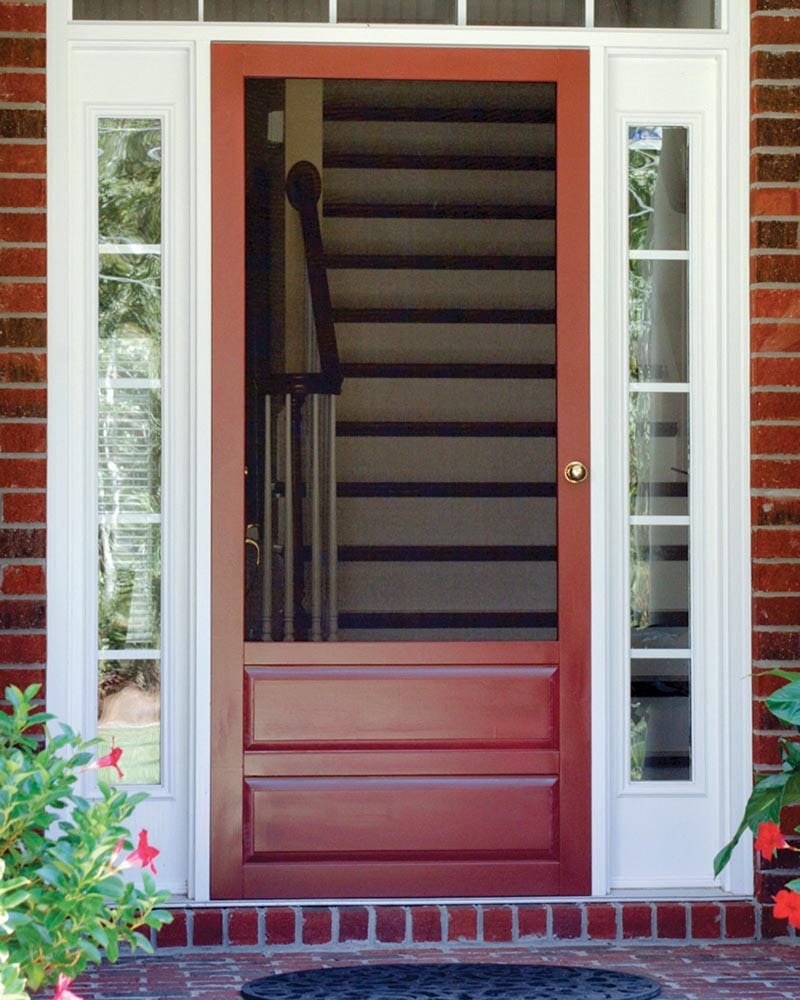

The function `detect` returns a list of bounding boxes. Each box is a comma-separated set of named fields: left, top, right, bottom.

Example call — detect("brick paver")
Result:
left=54, top=943, right=800, bottom=1000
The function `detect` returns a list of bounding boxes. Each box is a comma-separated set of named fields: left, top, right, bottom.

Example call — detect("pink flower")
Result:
left=125, top=829, right=159, bottom=874
left=52, top=974, right=83, bottom=1000
left=83, top=737, right=124, bottom=780
left=754, top=821, right=788, bottom=861
left=773, top=888, right=800, bottom=930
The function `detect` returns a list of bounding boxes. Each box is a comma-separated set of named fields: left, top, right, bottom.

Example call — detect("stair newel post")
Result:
left=283, top=390, right=295, bottom=641
left=327, top=393, right=338, bottom=640
left=261, top=394, right=273, bottom=641
left=310, top=392, right=322, bottom=641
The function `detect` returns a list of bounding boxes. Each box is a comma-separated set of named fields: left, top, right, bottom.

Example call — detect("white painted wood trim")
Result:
left=47, top=2, right=751, bottom=900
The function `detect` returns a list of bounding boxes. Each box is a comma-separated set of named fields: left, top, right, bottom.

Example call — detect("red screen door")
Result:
left=211, top=44, right=590, bottom=899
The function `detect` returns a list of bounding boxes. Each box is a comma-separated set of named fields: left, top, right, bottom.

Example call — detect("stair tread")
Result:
left=324, top=202, right=556, bottom=220
left=338, top=611, right=557, bottom=627
left=336, top=544, right=556, bottom=561
left=340, top=363, right=555, bottom=379
left=326, top=253, right=555, bottom=271
left=324, top=105, right=555, bottom=124
left=337, top=481, right=556, bottom=497
left=325, top=153, right=556, bottom=171
left=331, top=307, right=556, bottom=324
left=337, top=420, right=556, bottom=437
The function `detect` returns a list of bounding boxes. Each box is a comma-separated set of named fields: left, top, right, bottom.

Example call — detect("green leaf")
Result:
left=714, top=773, right=791, bottom=876
left=782, top=739, right=800, bottom=769
left=785, top=878, right=800, bottom=893
left=767, top=679, right=800, bottom=727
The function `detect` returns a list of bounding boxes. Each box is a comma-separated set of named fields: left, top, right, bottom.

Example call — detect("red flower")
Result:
left=83, top=737, right=124, bottom=780
left=773, top=888, right=800, bottom=929
left=126, top=828, right=159, bottom=874
left=754, top=821, right=788, bottom=861
left=52, top=974, right=83, bottom=1000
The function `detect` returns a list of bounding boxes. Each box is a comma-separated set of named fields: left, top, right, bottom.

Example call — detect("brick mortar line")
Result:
left=753, top=593, right=800, bottom=598
left=754, top=625, right=800, bottom=632
left=752, top=147, right=800, bottom=154
left=0, top=244, right=45, bottom=250
left=0, top=382, right=46, bottom=389
left=752, top=80, right=800, bottom=86
left=751, top=250, right=800, bottom=255
left=0, top=207, right=45, bottom=213
left=0, top=140, right=45, bottom=146
left=0, top=277, right=46, bottom=284
left=0, top=346, right=47, bottom=353
left=0, top=314, right=46, bottom=319
left=752, top=351, right=800, bottom=356
left=752, top=114, right=800, bottom=120
left=0, top=173, right=46, bottom=180
left=0, top=103, right=43, bottom=111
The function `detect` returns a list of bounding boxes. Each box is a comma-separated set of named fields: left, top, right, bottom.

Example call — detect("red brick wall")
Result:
left=0, top=1, right=45, bottom=701
left=0, top=0, right=795, bottom=912
left=751, top=0, right=800, bottom=909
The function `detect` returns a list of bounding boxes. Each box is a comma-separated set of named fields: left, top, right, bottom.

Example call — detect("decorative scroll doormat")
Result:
left=240, top=963, right=662, bottom=999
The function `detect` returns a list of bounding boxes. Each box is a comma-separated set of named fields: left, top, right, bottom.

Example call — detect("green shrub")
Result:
left=0, top=684, right=171, bottom=999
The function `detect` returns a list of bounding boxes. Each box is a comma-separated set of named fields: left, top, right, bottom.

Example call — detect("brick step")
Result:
left=155, top=899, right=763, bottom=951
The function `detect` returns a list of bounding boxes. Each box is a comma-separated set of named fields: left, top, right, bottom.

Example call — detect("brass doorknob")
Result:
left=564, top=461, right=588, bottom=484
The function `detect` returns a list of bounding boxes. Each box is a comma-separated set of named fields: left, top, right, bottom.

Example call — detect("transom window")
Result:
left=73, top=0, right=719, bottom=27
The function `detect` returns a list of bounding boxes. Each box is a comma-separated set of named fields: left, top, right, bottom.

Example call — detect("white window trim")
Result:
left=47, top=2, right=751, bottom=901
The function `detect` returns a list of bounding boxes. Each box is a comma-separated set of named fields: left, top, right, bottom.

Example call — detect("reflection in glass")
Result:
left=98, top=388, right=162, bottom=514
left=97, top=118, right=162, bottom=787
left=75, top=0, right=196, bottom=17
left=629, top=259, right=687, bottom=382
left=205, top=0, right=326, bottom=18
left=468, top=0, right=583, bottom=25
left=99, top=254, right=161, bottom=380
left=629, top=391, right=688, bottom=516
left=338, top=0, right=452, bottom=20
left=97, top=659, right=161, bottom=785
left=99, top=523, right=161, bottom=650
left=98, top=119, right=161, bottom=245
left=630, top=657, right=691, bottom=781
left=630, top=524, right=689, bottom=649
left=628, top=126, right=687, bottom=251
left=597, top=0, right=716, bottom=28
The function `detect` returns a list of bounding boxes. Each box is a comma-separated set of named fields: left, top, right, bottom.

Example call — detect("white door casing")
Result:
left=47, top=9, right=750, bottom=899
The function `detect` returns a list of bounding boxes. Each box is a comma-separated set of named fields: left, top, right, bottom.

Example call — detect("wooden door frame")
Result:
left=211, top=43, right=590, bottom=899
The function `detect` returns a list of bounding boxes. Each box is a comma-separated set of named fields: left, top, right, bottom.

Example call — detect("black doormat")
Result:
left=240, top=963, right=662, bottom=999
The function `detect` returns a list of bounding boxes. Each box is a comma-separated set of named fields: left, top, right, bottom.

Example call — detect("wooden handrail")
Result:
left=285, top=160, right=342, bottom=392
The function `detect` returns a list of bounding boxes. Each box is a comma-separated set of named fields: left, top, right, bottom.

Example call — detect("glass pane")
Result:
left=597, top=0, right=716, bottom=28
left=629, top=259, right=687, bottom=382
left=631, top=657, right=691, bottom=781
left=99, top=253, right=161, bottom=380
left=75, top=0, right=196, bottom=17
left=205, top=0, right=327, bottom=17
left=630, top=524, right=689, bottom=649
left=629, top=391, right=688, bottom=516
left=338, top=0, right=453, bottom=22
left=629, top=126, right=688, bottom=251
left=97, top=118, right=163, bottom=787
left=97, top=659, right=161, bottom=785
left=467, top=0, right=583, bottom=25
left=99, top=522, right=161, bottom=649
left=98, top=119, right=162, bottom=244
left=98, top=388, right=162, bottom=515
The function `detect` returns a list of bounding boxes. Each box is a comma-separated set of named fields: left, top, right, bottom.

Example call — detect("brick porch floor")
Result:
left=59, top=944, right=800, bottom=1000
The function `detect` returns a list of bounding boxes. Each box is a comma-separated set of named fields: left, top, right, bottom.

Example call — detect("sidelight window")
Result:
left=95, top=118, right=163, bottom=786
left=626, top=125, right=692, bottom=783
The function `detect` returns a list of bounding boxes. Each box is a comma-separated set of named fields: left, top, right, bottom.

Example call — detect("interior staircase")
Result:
left=319, top=79, right=558, bottom=641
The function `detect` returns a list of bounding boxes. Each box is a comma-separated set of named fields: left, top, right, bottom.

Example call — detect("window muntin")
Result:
left=626, top=124, right=692, bottom=783
left=96, top=117, right=163, bottom=787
